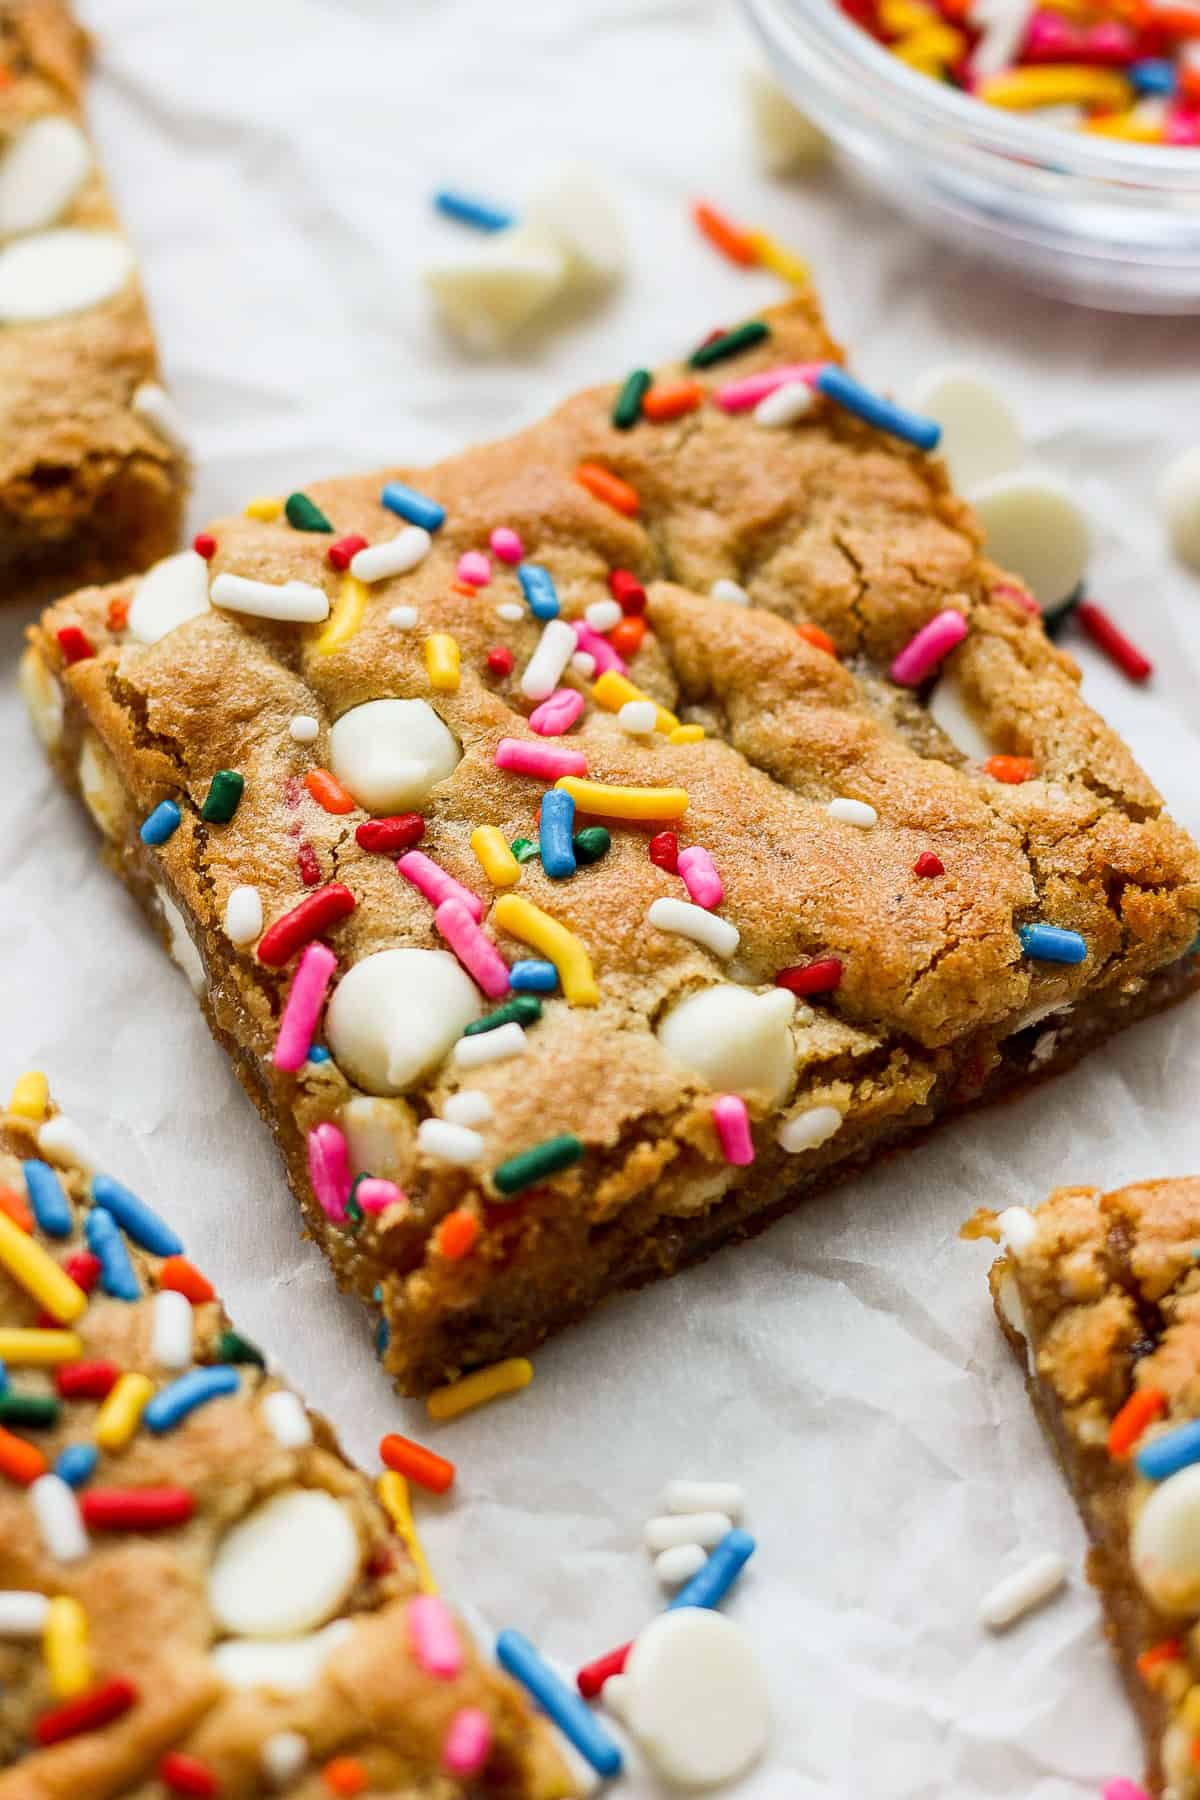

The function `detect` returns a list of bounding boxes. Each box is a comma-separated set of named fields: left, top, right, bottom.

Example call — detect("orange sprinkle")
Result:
left=1183, top=63, right=1200, bottom=103
left=574, top=463, right=640, bottom=518
left=0, top=1189, right=33, bottom=1234
left=158, top=1256, right=215, bottom=1305
left=642, top=381, right=705, bottom=423
left=983, top=754, right=1037, bottom=785
left=609, top=616, right=646, bottom=659
left=379, top=1432, right=456, bottom=1494
left=304, top=769, right=356, bottom=815
left=691, top=199, right=759, bottom=269
left=323, top=1757, right=368, bottom=1796
left=435, top=1210, right=479, bottom=1261
left=796, top=622, right=837, bottom=656
left=1108, top=1386, right=1167, bottom=1459
left=0, top=1425, right=48, bottom=1486
left=451, top=581, right=476, bottom=597
left=1138, top=1638, right=1183, bottom=1684
left=1152, top=4, right=1200, bottom=32
left=1192, top=1736, right=1200, bottom=1770
left=106, top=595, right=131, bottom=633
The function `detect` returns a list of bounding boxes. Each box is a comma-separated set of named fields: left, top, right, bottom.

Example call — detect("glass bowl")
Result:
left=743, top=0, right=1200, bottom=312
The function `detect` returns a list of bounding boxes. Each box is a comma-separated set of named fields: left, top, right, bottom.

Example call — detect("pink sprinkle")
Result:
left=1082, top=19, right=1136, bottom=60
left=397, top=850, right=485, bottom=922
left=574, top=620, right=625, bottom=676
left=408, top=1595, right=463, bottom=1679
left=992, top=581, right=1040, bottom=617
left=1022, top=9, right=1078, bottom=57
left=273, top=942, right=337, bottom=1072
left=529, top=688, right=585, bottom=737
left=714, top=362, right=824, bottom=413
left=356, top=1177, right=406, bottom=1214
left=457, top=550, right=491, bottom=587
left=442, top=1707, right=493, bottom=1777
left=306, top=1121, right=352, bottom=1222
left=1101, top=1785, right=1151, bottom=1800
left=1166, top=103, right=1200, bottom=147
left=495, top=736, right=587, bottom=781
left=712, top=1094, right=754, bottom=1166
left=677, top=845, right=724, bottom=910
left=890, top=609, right=968, bottom=686
left=490, top=526, right=523, bottom=564
left=435, top=897, right=510, bottom=1000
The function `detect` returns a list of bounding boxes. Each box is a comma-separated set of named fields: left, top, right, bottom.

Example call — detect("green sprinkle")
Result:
left=464, top=995, right=543, bottom=1036
left=688, top=320, right=770, bottom=370
left=285, top=491, right=334, bottom=533
left=612, top=368, right=651, bottom=430
left=572, top=826, right=610, bottom=865
left=493, top=1133, right=583, bottom=1196
left=200, top=769, right=244, bottom=824
left=511, top=837, right=540, bottom=864
left=0, top=1393, right=60, bottom=1428
left=216, top=1329, right=264, bottom=1367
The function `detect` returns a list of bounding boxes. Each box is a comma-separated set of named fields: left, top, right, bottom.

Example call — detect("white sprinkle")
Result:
left=776, top=1104, right=843, bottom=1154
left=711, top=578, right=750, bottom=607
left=262, top=1731, right=309, bottom=1787
left=31, top=1475, right=88, bottom=1563
left=827, top=796, right=877, bottom=828
left=521, top=618, right=577, bottom=701
left=262, top=1388, right=313, bottom=1450
left=755, top=381, right=815, bottom=428
left=0, top=1591, right=50, bottom=1637
left=647, top=897, right=739, bottom=960
left=132, top=381, right=189, bottom=455
left=36, top=1114, right=95, bottom=1172
left=618, top=699, right=657, bottom=736
left=211, top=573, right=330, bottom=624
left=660, top=1480, right=745, bottom=1519
left=496, top=602, right=525, bottom=623
left=350, top=526, right=431, bottom=584
left=654, top=1544, right=708, bottom=1587
left=997, top=1205, right=1039, bottom=1256
left=571, top=650, right=597, bottom=678
left=644, top=1512, right=733, bottom=1552
left=585, top=598, right=622, bottom=633
left=387, top=605, right=418, bottom=630
left=416, top=1118, right=485, bottom=1164
left=151, top=1288, right=194, bottom=1370
left=223, top=884, right=263, bottom=946
left=979, top=1551, right=1067, bottom=1629
left=289, top=714, right=320, bottom=744
left=443, top=1089, right=493, bottom=1127
left=452, top=1021, right=529, bottom=1069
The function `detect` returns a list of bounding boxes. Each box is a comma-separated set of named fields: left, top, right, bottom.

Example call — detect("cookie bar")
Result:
left=22, top=289, right=1200, bottom=1392
left=978, top=1181, right=1200, bottom=1799
left=0, top=1, right=186, bottom=604
left=0, top=1078, right=571, bottom=1797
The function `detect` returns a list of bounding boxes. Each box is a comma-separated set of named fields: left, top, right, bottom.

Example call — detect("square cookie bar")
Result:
left=0, top=1077, right=571, bottom=1796
left=0, top=1, right=186, bottom=603
left=979, top=1180, right=1200, bottom=1800
left=23, top=289, right=1200, bottom=1392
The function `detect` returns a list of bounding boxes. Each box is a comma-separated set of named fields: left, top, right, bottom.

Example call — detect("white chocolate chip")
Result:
left=452, top=1021, right=527, bottom=1069
left=341, top=1095, right=414, bottom=1180
left=660, top=1480, right=745, bottom=1519
left=710, top=578, right=750, bottom=606
left=425, top=225, right=568, bottom=352
left=131, top=382, right=189, bottom=456
left=326, top=948, right=480, bottom=1096
left=209, top=1490, right=358, bottom=1638
left=979, top=1551, right=1067, bottom=1628
left=18, top=646, right=63, bottom=749
left=742, top=65, right=828, bottom=172
left=350, top=527, right=431, bottom=584
left=261, top=1731, right=309, bottom=1787
left=151, top=1289, right=193, bottom=1371
left=387, top=604, right=418, bottom=629
left=521, top=618, right=577, bottom=700
left=525, top=167, right=626, bottom=292
left=1133, top=1465, right=1200, bottom=1614
left=585, top=599, right=622, bottom=633
left=0, top=117, right=91, bottom=235
left=1159, top=447, right=1200, bottom=571
left=210, top=573, right=330, bottom=623
left=77, top=733, right=126, bottom=840
left=828, top=797, right=877, bottom=828
left=329, top=697, right=460, bottom=812
left=128, top=550, right=211, bottom=644
left=755, top=382, right=814, bottom=428
left=909, top=368, right=1025, bottom=491
left=644, top=1512, right=732, bottom=1551
left=969, top=471, right=1090, bottom=611
left=155, top=885, right=206, bottom=995
left=657, top=985, right=795, bottom=1101
left=776, top=1103, right=843, bottom=1154
left=223, top=885, right=263, bottom=946
left=997, top=1205, right=1039, bottom=1256
left=647, top=898, right=740, bottom=960
left=624, top=1608, right=769, bottom=1788
left=0, top=228, right=133, bottom=321
left=417, top=1118, right=485, bottom=1164
left=618, top=699, right=657, bottom=736
left=442, top=1089, right=493, bottom=1127
left=213, top=1620, right=351, bottom=1692
left=262, top=1389, right=313, bottom=1451
left=927, top=670, right=993, bottom=762
left=654, top=1544, right=708, bottom=1588
left=289, top=714, right=320, bottom=744
left=36, top=1114, right=96, bottom=1173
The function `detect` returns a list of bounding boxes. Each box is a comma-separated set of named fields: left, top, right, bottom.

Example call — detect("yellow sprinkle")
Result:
left=425, top=633, right=461, bottom=693
left=94, top=1372, right=155, bottom=1452
left=891, top=22, right=964, bottom=65
left=427, top=1356, right=533, bottom=1422
left=316, top=574, right=368, bottom=655
left=667, top=724, right=705, bottom=745
left=44, top=1597, right=90, bottom=1700
left=555, top=775, right=689, bottom=822
left=377, top=1471, right=438, bottom=1594
left=0, top=1213, right=86, bottom=1324
left=1084, top=109, right=1163, bottom=142
left=877, top=0, right=935, bottom=28
left=8, top=1071, right=49, bottom=1121
left=492, top=894, right=599, bottom=1007
left=978, top=66, right=1132, bottom=111
left=745, top=230, right=811, bottom=289
left=243, top=495, right=283, bottom=521
left=470, top=825, right=521, bottom=888
left=0, top=1329, right=82, bottom=1366
left=591, top=669, right=678, bottom=734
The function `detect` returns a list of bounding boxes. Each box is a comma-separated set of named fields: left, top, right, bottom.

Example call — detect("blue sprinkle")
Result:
left=84, top=1208, right=141, bottom=1301
left=90, top=1174, right=183, bottom=1258
left=816, top=364, right=941, bottom=452
left=517, top=563, right=560, bottom=621
left=0, top=1360, right=7, bottom=1395
left=55, top=1444, right=98, bottom=1488
left=538, top=790, right=576, bottom=880
left=1137, top=1418, right=1200, bottom=1482
left=21, top=1160, right=72, bottom=1238
left=496, top=1629, right=623, bottom=1778
left=1131, top=58, right=1175, bottom=95
left=433, top=188, right=516, bottom=233
left=380, top=481, right=445, bottom=533
left=139, top=800, right=182, bottom=846
left=306, top=1044, right=331, bottom=1064
left=144, top=1365, right=239, bottom=1434
left=667, top=1528, right=756, bottom=1611
left=375, top=1315, right=390, bottom=1356
left=509, top=959, right=559, bottom=993
left=1018, top=923, right=1087, bottom=965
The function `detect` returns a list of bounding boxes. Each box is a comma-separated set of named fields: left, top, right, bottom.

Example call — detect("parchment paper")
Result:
left=4, top=2, right=1200, bottom=1792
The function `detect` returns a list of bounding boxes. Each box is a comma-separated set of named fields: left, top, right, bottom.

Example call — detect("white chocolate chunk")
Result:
left=910, top=368, right=1025, bottom=491
left=997, top=1205, right=1038, bottom=1255
left=711, top=578, right=749, bottom=606
left=341, top=1095, right=413, bottom=1181
left=660, top=1480, right=745, bottom=1519
left=211, top=572, right=330, bottom=623
left=416, top=1118, right=484, bottom=1165
left=657, top=985, right=795, bottom=1101
left=262, top=1389, right=313, bottom=1451
left=128, top=550, right=211, bottom=644
left=0, top=1592, right=50, bottom=1636
left=223, top=885, right=263, bottom=946
left=261, top=1731, right=309, bottom=1786
left=131, top=382, right=189, bottom=456
left=644, top=1512, right=732, bottom=1552
left=209, top=1490, right=358, bottom=1638
left=1159, top=447, right=1200, bottom=571
left=442, top=1089, right=493, bottom=1128
left=0, top=117, right=91, bottom=235
left=155, top=885, right=206, bottom=995
left=979, top=1551, right=1067, bottom=1627
left=425, top=224, right=568, bottom=352
left=326, top=948, right=480, bottom=1096
left=77, top=733, right=126, bottom=840
left=0, top=228, right=133, bottom=321
left=624, top=1609, right=770, bottom=1788
left=654, top=1544, right=708, bottom=1588
left=742, top=65, right=828, bottom=172
left=970, top=472, right=1090, bottom=610
left=647, top=898, right=739, bottom=960
left=927, top=670, right=993, bottom=762
left=214, top=1620, right=351, bottom=1692
left=755, top=382, right=814, bottom=428
left=36, top=1114, right=96, bottom=1173
left=524, top=166, right=626, bottom=291
left=18, top=646, right=63, bottom=749
left=828, top=796, right=877, bottom=828
left=329, top=697, right=460, bottom=812
left=350, top=526, right=431, bottom=584
left=1133, top=1465, right=1200, bottom=1614
left=521, top=618, right=577, bottom=701
left=151, top=1289, right=193, bottom=1370
left=776, top=1103, right=843, bottom=1154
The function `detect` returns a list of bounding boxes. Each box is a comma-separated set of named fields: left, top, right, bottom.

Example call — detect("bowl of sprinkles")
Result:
left=744, top=0, right=1200, bottom=310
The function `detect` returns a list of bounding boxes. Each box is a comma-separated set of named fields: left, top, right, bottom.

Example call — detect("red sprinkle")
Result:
left=159, top=1751, right=220, bottom=1797
left=610, top=616, right=646, bottom=659
left=913, top=851, right=944, bottom=878
left=81, top=1489, right=195, bottom=1531
left=486, top=645, right=515, bottom=678
left=257, top=883, right=356, bottom=966
left=56, top=1360, right=119, bottom=1400
left=649, top=831, right=679, bottom=874
left=55, top=625, right=94, bottom=665
left=355, top=814, right=425, bottom=856
left=159, top=1257, right=216, bottom=1305
left=609, top=569, right=647, bottom=614
left=35, top=1677, right=138, bottom=1746
left=379, top=1432, right=456, bottom=1494
left=192, top=532, right=217, bottom=561
left=106, top=595, right=131, bottom=633
left=1075, top=600, right=1152, bottom=683
left=297, top=841, right=322, bottom=887
left=323, top=1758, right=368, bottom=1797
left=328, top=533, right=368, bottom=572
left=775, top=957, right=843, bottom=996
left=63, top=1251, right=101, bottom=1294
left=576, top=1641, right=633, bottom=1698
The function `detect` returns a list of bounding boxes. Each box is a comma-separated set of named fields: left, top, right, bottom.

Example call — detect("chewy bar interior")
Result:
left=981, top=1181, right=1200, bottom=1800
left=0, top=1081, right=571, bottom=1797
left=22, top=289, right=1200, bottom=1393
left=0, top=0, right=186, bottom=603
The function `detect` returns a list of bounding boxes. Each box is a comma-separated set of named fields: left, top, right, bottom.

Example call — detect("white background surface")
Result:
left=4, top=2, right=1200, bottom=1794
